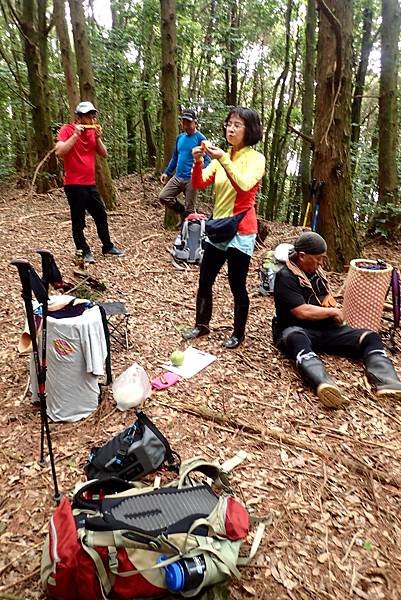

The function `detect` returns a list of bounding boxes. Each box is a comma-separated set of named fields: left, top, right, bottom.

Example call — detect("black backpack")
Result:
left=84, top=411, right=180, bottom=481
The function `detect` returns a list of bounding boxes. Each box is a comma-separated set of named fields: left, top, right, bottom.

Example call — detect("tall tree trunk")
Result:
left=160, top=0, right=179, bottom=229
left=54, top=0, right=79, bottom=117
left=266, top=0, right=292, bottom=220
left=140, top=18, right=157, bottom=169
left=198, top=0, right=217, bottom=99
left=299, top=0, right=316, bottom=225
left=351, top=4, right=374, bottom=174
left=68, top=0, right=116, bottom=209
left=369, top=0, right=400, bottom=237
left=224, top=0, right=240, bottom=106
left=18, top=0, right=59, bottom=191
left=260, top=69, right=282, bottom=218
left=312, top=0, right=360, bottom=270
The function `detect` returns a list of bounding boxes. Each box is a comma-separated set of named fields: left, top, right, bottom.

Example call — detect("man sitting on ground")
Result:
left=273, top=231, right=401, bottom=408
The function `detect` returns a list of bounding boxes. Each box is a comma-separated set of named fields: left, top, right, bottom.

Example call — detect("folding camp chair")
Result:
left=99, top=301, right=130, bottom=350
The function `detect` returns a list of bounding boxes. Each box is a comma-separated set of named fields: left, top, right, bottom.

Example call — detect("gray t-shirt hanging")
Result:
left=31, top=305, right=107, bottom=422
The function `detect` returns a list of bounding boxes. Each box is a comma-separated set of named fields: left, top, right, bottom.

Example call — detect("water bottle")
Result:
left=158, top=555, right=206, bottom=592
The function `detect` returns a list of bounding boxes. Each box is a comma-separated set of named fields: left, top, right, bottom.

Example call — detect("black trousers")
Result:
left=278, top=324, right=383, bottom=362
left=196, top=242, right=251, bottom=338
left=64, top=185, right=113, bottom=254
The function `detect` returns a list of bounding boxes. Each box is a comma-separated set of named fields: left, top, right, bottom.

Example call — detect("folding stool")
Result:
left=99, top=301, right=130, bottom=350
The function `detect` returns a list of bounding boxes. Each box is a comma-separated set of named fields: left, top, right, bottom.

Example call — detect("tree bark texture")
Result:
left=160, top=0, right=178, bottom=165
left=266, top=0, right=292, bottom=220
left=377, top=0, right=400, bottom=208
left=54, top=0, right=79, bottom=118
left=160, top=0, right=179, bottom=230
left=140, top=20, right=157, bottom=169
left=224, top=0, right=240, bottom=107
left=351, top=5, right=374, bottom=153
left=299, top=0, right=316, bottom=224
left=20, top=0, right=59, bottom=191
left=312, top=0, right=360, bottom=270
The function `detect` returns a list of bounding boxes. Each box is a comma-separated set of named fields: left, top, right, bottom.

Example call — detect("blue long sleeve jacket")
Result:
left=164, top=131, right=210, bottom=179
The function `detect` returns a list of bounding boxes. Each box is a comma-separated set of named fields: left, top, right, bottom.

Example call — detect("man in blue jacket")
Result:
left=159, top=109, right=210, bottom=217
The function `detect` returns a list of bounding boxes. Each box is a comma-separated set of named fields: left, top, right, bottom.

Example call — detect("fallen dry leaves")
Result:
left=0, top=175, right=401, bottom=599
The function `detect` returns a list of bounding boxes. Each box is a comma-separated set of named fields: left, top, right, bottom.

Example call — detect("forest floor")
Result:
left=0, top=174, right=401, bottom=600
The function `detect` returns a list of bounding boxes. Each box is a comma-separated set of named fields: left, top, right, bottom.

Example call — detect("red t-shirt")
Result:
left=57, top=124, right=98, bottom=185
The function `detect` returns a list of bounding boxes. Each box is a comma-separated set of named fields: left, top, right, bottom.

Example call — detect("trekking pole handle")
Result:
left=37, top=248, right=64, bottom=290
left=37, top=249, right=53, bottom=289
left=10, top=259, right=34, bottom=301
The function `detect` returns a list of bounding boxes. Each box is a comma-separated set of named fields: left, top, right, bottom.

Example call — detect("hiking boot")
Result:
left=182, top=325, right=209, bottom=340
left=364, top=351, right=401, bottom=398
left=296, top=351, right=349, bottom=408
left=316, top=382, right=348, bottom=408
left=103, top=246, right=125, bottom=257
left=224, top=335, right=244, bottom=349
left=83, top=251, right=95, bottom=264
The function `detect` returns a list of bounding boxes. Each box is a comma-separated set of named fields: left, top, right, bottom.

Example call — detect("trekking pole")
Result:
left=312, top=180, right=325, bottom=232
left=37, top=248, right=64, bottom=292
left=11, top=259, right=61, bottom=504
left=36, top=249, right=64, bottom=464
left=302, top=179, right=317, bottom=228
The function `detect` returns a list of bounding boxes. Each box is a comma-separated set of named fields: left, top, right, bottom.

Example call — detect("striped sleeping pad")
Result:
left=83, top=484, right=219, bottom=537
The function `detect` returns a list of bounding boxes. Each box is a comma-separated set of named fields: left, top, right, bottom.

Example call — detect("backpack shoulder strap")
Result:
left=98, top=304, right=112, bottom=385
left=199, top=218, right=206, bottom=238
left=177, top=452, right=248, bottom=489
left=72, top=477, right=136, bottom=511
left=180, top=219, right=189, bottom=242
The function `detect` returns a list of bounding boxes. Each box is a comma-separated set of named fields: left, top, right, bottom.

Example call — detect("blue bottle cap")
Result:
left=164, top=561, right=185, bottom=592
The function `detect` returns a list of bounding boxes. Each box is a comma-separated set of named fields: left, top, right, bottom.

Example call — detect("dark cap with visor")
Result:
left=294, top=232, right=327, bottom=255
left=181, top=109, right=196, bottom=121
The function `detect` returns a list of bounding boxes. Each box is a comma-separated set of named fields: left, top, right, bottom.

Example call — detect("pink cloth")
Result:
left=151, top=372, right=181, bottom=390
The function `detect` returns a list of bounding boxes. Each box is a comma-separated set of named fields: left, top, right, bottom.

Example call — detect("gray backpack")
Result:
left=258, top=243, right=294, bottom=295
left=172, top=214, right=207, bottom=265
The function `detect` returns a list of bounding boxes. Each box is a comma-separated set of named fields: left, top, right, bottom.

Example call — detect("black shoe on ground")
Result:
left=83, top=251, right=95, bottom=264
left=103, top=246, right=125, bottom=256
left=182, top=325, right=209, bottom=340
left=224, top=335, right=244, bottom=349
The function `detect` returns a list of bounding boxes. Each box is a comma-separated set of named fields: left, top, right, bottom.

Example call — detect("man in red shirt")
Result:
left=55, top=101, right=123, bottom=264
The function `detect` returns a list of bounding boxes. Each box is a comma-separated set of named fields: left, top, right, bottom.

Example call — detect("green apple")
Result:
left=170, top=350, right=185, bottom=366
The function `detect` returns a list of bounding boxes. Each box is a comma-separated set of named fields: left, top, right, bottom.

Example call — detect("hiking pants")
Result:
left=159, top=176, right=197, bottom=214
left=195, top=242, right=251, bottom=338
left=277, top=325, right=383, bottom=362
left=64, top=185, right=113, bottom=254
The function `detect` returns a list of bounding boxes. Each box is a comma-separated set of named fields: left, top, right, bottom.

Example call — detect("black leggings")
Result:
left=196, top=242, right=251, bottom=338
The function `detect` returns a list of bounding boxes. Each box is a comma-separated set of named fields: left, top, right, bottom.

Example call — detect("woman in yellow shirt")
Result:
left=182, top=107, right=265, bottom=348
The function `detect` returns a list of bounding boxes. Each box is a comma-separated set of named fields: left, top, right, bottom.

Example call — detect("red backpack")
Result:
left=41, top=459, right=252, bottom=599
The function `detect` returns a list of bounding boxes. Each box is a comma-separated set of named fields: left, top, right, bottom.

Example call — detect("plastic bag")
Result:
left=112, top=363, right=151, bottom=411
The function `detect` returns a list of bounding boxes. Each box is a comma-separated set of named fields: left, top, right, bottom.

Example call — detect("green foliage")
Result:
left=369, top=203, right=401, bottom=239
left=0, top=0, right=392, bottom=239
